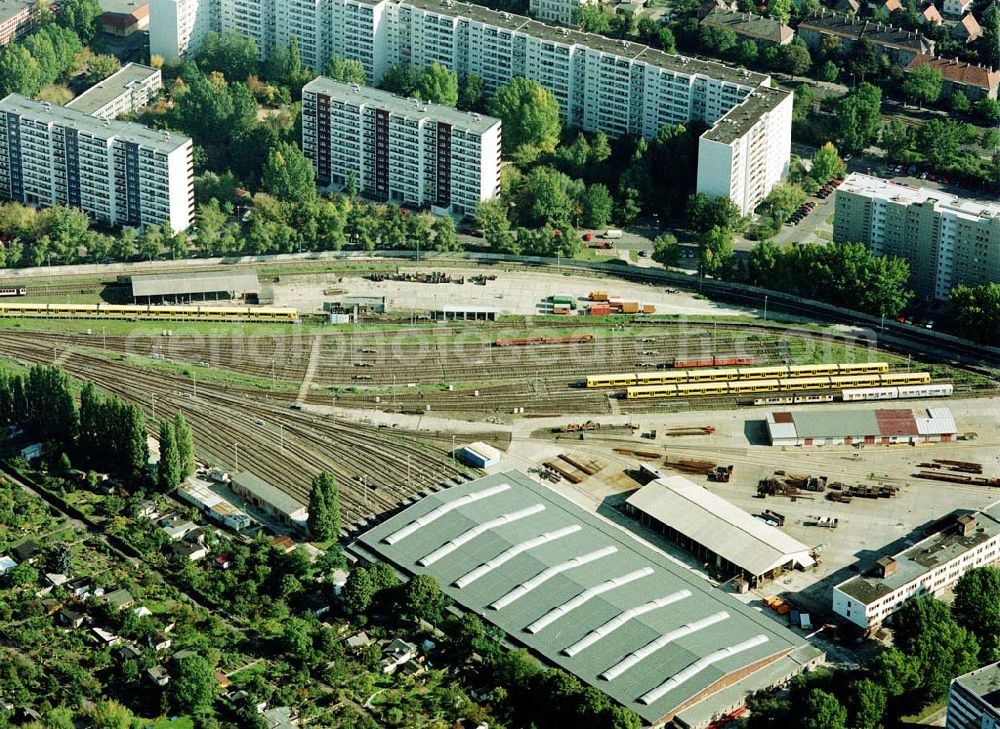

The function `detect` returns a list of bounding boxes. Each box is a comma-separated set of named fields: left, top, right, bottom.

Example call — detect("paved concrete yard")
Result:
left=272, top=270, right=752, bottom=318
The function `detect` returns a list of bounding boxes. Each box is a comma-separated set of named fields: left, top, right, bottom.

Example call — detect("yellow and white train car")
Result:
left=0, top=302, right=298, bottom=323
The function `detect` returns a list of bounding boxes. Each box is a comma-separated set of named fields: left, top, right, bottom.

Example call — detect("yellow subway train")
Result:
left=0, top=302, right=299, bottom=323
left=587, top=362, right=889, bottom=388
left=625, top=372, right=931, bottom=399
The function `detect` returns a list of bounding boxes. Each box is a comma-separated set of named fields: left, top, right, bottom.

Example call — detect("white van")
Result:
left=603, top=229, right=623, bottom=239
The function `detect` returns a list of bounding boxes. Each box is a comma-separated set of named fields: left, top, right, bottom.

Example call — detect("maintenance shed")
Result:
left=130, top=271, right=261, bottom=304
left=230, top=472, right=307, bottom=529
left=765, top=407, right=956, bottom=446
left=625, top=476, right=815, bottom=587
left=351, top=471, right=822, bottom=728
left=432, top=305, right=499, bottom=321
left=458, top=441, right=503, bottom=468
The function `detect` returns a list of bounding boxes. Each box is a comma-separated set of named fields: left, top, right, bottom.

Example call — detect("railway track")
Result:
left=0, top=334, right=494, bottom=524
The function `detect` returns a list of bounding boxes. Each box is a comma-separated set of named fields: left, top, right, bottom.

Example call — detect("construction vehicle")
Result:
left=713, top=465, right=734, bottom=482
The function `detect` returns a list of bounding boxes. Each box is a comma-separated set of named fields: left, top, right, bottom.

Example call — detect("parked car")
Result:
left=582, top=232, right=593, bottom=241
left=919, top=172, right=928, bottom=180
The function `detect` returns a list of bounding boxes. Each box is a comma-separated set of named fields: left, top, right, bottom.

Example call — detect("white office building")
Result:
left=833, top=505, right=1000, bottom=630
left=834, top=173, right=1000, bottom=300
left=0, top=95, right=194, bottom=232
left=302, top=77, right=501, bottom=216
left=66, top=63, right=163, bottom=120
left=148, top=0, right=791, bottom=213
left=149, top=0, right=218, bottom=62
left=947, top=662, right=1000, bottom=729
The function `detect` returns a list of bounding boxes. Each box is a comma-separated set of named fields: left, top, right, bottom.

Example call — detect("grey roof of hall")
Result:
left=130, top=270, right=260, bottom=298
left=0, top=0, right=31, bottom=24
left=232, top=472, right=306, bottom=516
left=67, top=63, right=160, bottom=116
left=0, top=94, right=189, bottom=154
left=954, top=662, right=1000, bottom=710
left=798, top=11, right=931, bottom=51
left=304, top=77, right=500, bottom=134
left=401, top=0, right=770, bottom=88
left=787, top=409, right=880, bottom=439
left=836, top=502, right=1000, bottom=605
left=701, top=85, right=790, bottom=143
left=352, top=470, right=805, bottom=725
left=700, top=9, right=794, bottom=44
left=98, top=0, right=148, bottom=15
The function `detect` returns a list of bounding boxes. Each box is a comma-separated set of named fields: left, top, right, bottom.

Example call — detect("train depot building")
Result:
left=765, top=407, right=957, bottom=446
left=833, top=504, right=1000, bottom=629
left=130, top=271, right=261, bottom=304
left=625, top=474, right=815, bottom=588
left=350, top=471, right=823, bottom=728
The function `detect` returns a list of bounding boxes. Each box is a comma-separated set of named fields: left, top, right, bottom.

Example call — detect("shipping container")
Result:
left=642, top=304, right=656, bottom=314
left=621, top=301, right=640, bottom=314
left=551, top=294, right=575, bottom=304
left=588, top=304, right=610, bottom=316
left=553, top=304, right=572, bottom=315
left=589, top=291, right=609, bottom=302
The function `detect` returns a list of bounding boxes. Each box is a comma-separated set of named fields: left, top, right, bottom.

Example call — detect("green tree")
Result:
left=657, top=26, right=676, bottom=53
left=699, top=25, right=737, bottom=54
left=893, top=595, right=980, bottom=699
left=819, top=60, right=839, bottom=82
left=325, top=56, right=365, bottom=84
left=261, top=142, right=316, bottom=202
left=802, top=689, right=847, bottom=729
left=652, top=233, right=680, bottom=267
left=735, top=39, right=759, bottom=66
left=24, top=365, right=76, bottom=448
left=174, top=412, right=195, bottom=479
left=948, top=283, right=1000, bottom=345
left=903, top=64, right=942, bottom=108
left=838, top=82, right=883, bottom=153
left=953, top=566, right=1000, bottom=661
left=431, top=214, right=460, bottom=251
left=687, top=193, right=745, bottom=233
left=915, top=119, right=963, bottom=169
left=112, top=226, right=138, bottom=261
left=606, top=705, right=642, bottom=729
left=342, top=562, right=399, bottom=614
left=768, top=0, right=791, bottom=22
left=880, top=119, right=914, bottom=161
left=850, top=678, right=887, bottom=729
left=157, top=420, right=180, bottom=492
left=780, top=43, right=812, bottom=75
left=401, top=574, right=445, bottom=623
left=576, top=3, right=612, bottom=33
left=84, top=54, right=120, bottom=84
left=699, top=225, right=734, bottom=275
left=581, top=183, right=613, bottom=229
left=307, top=472, right=340, bottom=541
left=378, top=65, right=421, bottom=97
left=477, top=198, right=518, bottom=254
left=169, top=654, right=217, bottom=715
left=55, top=0, right=100, bottom=41
left=950, top=90, right=970, bottom=113
left=196, top=30, right=259, bottom=80
left=89, top=699, right=133, bottom=729
left=9, top=561, right=38, bottom=586
left=138, top=224, right=163, bottom=261
left=0, top=45, right=43, bottom=97
left=488, top=77, right=561, bottom=162
left=975, top=98, right=1000, bottom=122
left=811, top=142, right=847, bottom=183
left=457, top=72, right=484, bottom=111
left=416, top=63, right=458, bottom=106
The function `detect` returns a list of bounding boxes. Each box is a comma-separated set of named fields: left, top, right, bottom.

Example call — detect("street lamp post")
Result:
left=764, top=295, right=768, bottom=322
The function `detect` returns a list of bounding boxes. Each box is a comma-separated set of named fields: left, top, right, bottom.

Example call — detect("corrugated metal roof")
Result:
left=354, top=471, right=806, bottom=725
left=765, top=412, right=797, bottom=442
left=789, top=410, right=881, bottom=439
left=626, top=477, right=813, bottom=577
left=131, top=271, right=260, bottom=298
left=917, top=407, right=956, bottom=435
left=875, top=409, right=918, bottom=436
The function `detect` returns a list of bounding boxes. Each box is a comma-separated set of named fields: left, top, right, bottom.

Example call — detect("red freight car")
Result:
left=494, top=334, right=595, bottom=347
left=673, top=355, right=754, bottom=368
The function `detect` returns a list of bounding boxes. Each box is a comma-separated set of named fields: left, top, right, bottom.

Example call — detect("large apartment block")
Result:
left=151, top=0, right=792, bottom=214
left=0, top=0, right=41, bottom=48
left=834, top=173, right=1000, bottom=300
left=946, top=662, right=1000, bottom=729
left=302, top=77, right=501, bottom=216
left=0, top=95, right=194, bottom=232
left=149, top=0, right=217, bottom=62
left=66, top=63, right=163, bottom=120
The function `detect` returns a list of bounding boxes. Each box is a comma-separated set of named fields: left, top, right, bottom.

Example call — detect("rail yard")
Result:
left=2, top=256, right=999, bottom=665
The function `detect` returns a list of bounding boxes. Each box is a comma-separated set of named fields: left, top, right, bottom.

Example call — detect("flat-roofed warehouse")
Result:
left=130, top=271, right=261, bottom=303
left=765, top=407, right=957, bottom=446
left=625, top=475, right=815, bottom=588
left=351, top=471, right=823, bottom=728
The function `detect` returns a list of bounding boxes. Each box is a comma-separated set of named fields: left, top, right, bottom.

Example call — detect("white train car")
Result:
left=842, top=387, right=898, bottom=402
left=898, top=383, right=953, bottom=399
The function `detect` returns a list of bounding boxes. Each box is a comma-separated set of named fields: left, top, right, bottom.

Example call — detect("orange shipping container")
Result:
left=589, top=291, right=609, bottom=302
left=642, top=304, right=656, bottom=314
left=589, top=304, right=610, bottom=315
left=621, top=301, right=640, bottom=314
left=553, top=304, right=571, bottom=315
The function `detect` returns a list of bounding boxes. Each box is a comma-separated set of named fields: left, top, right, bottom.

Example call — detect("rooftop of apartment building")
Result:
left=835, top=502, right=1000, bottom=606
left=66, top=63, right=160, bottom=116
left=953, top=662, right=1000, bottom=709
left=699, top=8, right=795, bottom=44
left=905, top=54, right=1000, bottom=92
left=700, top=85, right=790, bottom=143
left=0, top=0, right=32, bottom=24
left=0, top=94, right=190, bottom=154
left=798, top=10, right=932, bottom=51
left=398, top=0, right=771, bottom=88
left=838, top=173, right=1000, bottom=221
left=304, top=77, right=501, bottom=134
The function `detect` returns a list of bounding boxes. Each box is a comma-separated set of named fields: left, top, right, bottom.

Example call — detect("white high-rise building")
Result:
left=834, top=173, right=1000, bottom=300
left=302, top=77, right=501, bottom=216
left=149, top=0, right=792, bottom=213
left=149, top=0, right=218, bottom=62
left=946, top=662, right=1000, bottom=729
left=0, top=95, right=195, bottom=232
